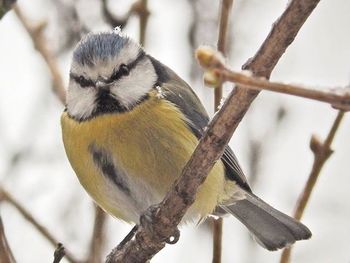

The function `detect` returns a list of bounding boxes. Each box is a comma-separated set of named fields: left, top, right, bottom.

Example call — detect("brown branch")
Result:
left=0, top=215, right=16, bottom=263
left=242, top=0, right=320, bottom=76
left=214, top=0, right=233, bottom=107
left=199, top=0, right=321, bottom=121
left=13, top=4, right=66, bottom=104
left=212, top=217, right=223, bottom=263
left=86, top=206, right=107, bottom=263
left=134, top=0, right=149, bottom=46
left=280, top=111, right=345, bottom=263
left=0, top=187, right=79, bottom=263
left=188, top=0, right=220, bottom=80
left=212, top=0, right=233, bottom=262
left=105, top=0, right=320, bottom=261
left=198, top=54, right=350, bottom=110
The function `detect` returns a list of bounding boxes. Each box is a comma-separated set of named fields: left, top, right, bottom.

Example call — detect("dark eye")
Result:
left=77, top=75, right=93, bottom=88
left=110, top=64, right=130, bottom=82
left=119, top=64, right=129, bottom=76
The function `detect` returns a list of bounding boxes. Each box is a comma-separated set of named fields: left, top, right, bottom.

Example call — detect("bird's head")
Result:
left=67, top=30, right=158, bottom=121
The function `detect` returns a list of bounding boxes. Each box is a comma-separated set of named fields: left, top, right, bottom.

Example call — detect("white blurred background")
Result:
left=0, top=0, right=349, bottom=262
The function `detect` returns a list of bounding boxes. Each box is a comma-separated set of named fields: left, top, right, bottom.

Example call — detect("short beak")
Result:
left=96, top=80, right=105, bottom=88
left=95, top=80, right=110, bottom=91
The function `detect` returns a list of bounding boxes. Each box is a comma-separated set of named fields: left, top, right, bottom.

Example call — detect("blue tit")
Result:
left=61, top=30, right=311, bottom=251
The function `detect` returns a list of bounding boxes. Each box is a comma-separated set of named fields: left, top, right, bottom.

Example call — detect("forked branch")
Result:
left=0, top=216, right=15, bottom=263
left=106, top=0, right=321, bottom=262
left=212, top=0, right=234, bottom=262
left=197, top=47, right=350, bottom=111
left=280, top=111, right=345, bottom=263
left=102, top=0, right=150, bottom=43
left=13, top=4, right=66, bottom=104
left=0, top=187, right=79, bottom=263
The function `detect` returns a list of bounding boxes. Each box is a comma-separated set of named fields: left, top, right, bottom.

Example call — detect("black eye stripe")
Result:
left=110, top=64, right=129, bottom=82
left=119, top=64, right=130, bottom=75
left=108, top=50, right=145, bottom=83
left=70, top=73, right=95, bottom=88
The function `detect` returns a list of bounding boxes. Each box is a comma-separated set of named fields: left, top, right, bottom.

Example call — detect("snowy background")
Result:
left=0, top=0, right=349, bottom=262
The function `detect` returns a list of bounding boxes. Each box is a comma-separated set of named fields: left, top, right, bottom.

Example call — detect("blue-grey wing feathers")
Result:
left=149, top=56, right=251, bottom=192
left=147, top=56, right=311, bottom=250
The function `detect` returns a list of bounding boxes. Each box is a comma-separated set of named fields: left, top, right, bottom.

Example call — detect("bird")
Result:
left=61, top=30, right=311, bottom=251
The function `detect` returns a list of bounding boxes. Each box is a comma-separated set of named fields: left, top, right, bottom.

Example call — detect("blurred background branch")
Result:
left=6, top=4, right=109, bottom=263
left=0, top=215, right=16, bottom=263
left=102, top=0, right=150, bottom=43
left=1, top=0, right=349, bottom=262
left=13, top=4, right=66, bottom=103
left=106, top=0, right=321, bottom=261
left=212, top=0, right=233, bottom=262
left=86, top=206, right=107, bottom=263
left=199, top=57, right=350, bottom=111
left=0, top=0, right=15, bottom=19
left=0, top=187, right=79, bottom=263
left=280, top=110, right=345, bottom=263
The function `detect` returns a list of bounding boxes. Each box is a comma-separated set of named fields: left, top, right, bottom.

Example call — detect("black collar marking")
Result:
left=147, top=55, right=170, bottom=87
left=67, top=93, right=150, bottom=122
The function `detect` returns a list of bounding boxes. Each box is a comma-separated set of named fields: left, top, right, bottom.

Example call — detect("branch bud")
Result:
left=195, top=46, right=225, bottom=70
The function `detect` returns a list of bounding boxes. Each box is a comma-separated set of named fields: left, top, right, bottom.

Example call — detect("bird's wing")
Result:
left=148, top=56, right=251, bottom=192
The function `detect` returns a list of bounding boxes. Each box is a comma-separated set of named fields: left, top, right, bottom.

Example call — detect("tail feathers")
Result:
left=222, top=193, right=311, bottom=251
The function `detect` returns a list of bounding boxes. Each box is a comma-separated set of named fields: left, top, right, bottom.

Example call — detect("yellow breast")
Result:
left=61, top=95, right=230, bottom=223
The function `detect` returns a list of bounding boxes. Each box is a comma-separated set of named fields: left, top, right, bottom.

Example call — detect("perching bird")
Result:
left=61, top=30, right=311, bottom=251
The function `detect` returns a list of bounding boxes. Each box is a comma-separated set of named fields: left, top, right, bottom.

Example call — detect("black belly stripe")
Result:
left=89, top=144, right=131, bottom=195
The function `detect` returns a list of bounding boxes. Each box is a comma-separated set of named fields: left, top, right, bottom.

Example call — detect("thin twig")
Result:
left=102, top=0, right=149, bottom=41
left=280, top=111, right=345, bottom=263
left=212, top=217, right=223, bottom=263
left=198, top=55, right=350, bottom=110
left=295, top=112, right=345, bottom=220
left=134, top=0, right=149, bottom=46
left=86, top=206, right=107, bottom=263
left=188, top=0, right=220, bottom=80
left=0, top=187, right=79, bottom=263
left=242, top=1, right=321, bottom=76
left=13, top=4, right=66, bottom=104
left=0, top=215, right=16, bottom=263
left=105, top=1, right=320, bottom=261
left=214, top=0, right=232, bottom=107
left=53, top=243, right=66, bottom=263
left=212, top=0, right=233, bottom=262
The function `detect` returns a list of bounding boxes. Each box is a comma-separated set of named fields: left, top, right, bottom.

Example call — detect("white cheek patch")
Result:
left=110, top=58, right=157, bottom=108
left=67, top=81, right=97, bottom=120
